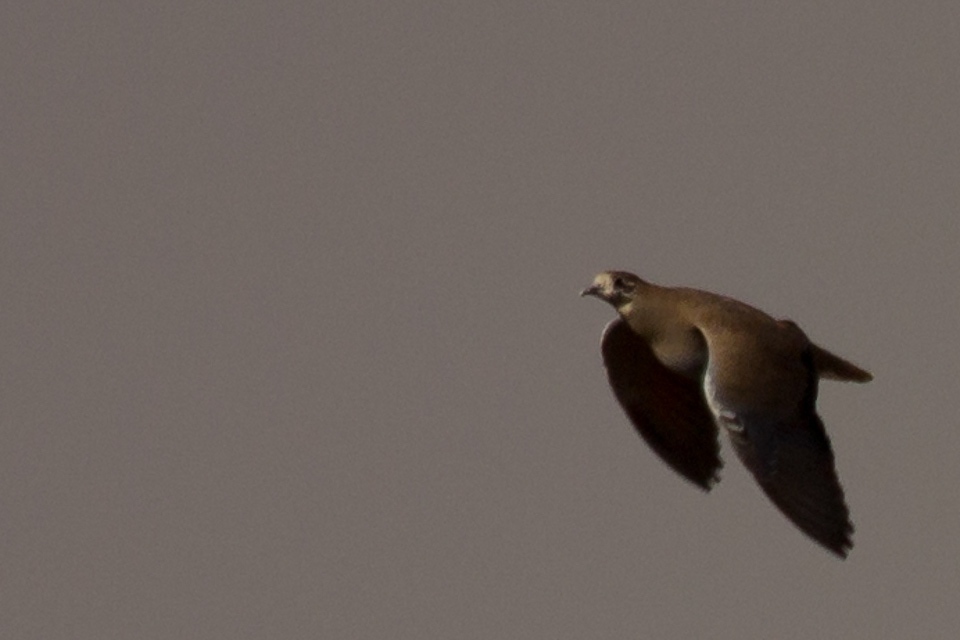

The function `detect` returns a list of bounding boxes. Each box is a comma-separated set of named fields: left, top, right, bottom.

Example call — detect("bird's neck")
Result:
left=618, top=283, right=679, bottom=340
left=620, top=285, right=707, bottom=376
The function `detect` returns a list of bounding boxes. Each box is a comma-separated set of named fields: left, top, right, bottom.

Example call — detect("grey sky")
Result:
left=3, top=2, right=959, bottom=638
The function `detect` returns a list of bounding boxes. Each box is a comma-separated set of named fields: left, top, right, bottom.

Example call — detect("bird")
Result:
left=581, top=270, right=872, bottom=557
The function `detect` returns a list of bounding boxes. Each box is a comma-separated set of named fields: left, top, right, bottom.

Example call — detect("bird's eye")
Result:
left=613, top=277, right=626, bottom=290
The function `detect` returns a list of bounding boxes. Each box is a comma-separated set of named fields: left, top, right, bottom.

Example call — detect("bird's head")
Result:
left=580, top=271, right=644, bottom=310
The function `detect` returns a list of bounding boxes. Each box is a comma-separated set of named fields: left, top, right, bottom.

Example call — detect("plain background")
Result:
left=3, top=2, right=959, bottom=638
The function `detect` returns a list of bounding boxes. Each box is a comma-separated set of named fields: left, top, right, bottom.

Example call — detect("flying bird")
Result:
left=581, top=270, right=871, bottom=557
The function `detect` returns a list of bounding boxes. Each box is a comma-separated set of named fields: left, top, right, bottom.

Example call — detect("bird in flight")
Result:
left=582, top=270, right=871, bottom=557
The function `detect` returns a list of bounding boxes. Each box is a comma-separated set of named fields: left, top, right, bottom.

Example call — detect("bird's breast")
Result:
left=649, top=327, right=708, bottom=379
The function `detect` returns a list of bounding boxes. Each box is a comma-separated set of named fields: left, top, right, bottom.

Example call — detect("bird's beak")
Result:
left=580, top=285, right=601, bottom=298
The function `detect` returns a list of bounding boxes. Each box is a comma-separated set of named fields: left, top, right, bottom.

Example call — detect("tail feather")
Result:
left=811, top=344, right=873, bottom=383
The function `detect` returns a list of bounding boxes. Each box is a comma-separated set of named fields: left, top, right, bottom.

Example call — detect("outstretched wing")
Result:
left=600, top=318, right=721, bottom=490
left=724, top=361, right=854, bottom=557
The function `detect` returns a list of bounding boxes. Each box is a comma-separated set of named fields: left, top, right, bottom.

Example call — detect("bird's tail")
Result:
left=811, top=344, right=873, bottom=383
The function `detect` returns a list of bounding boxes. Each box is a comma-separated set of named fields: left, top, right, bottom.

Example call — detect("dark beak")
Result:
left=580, top=285, right=601, bottom=298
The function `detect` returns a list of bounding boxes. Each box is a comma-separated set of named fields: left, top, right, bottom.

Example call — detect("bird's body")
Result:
left=582, top=271, right=871, bottom=557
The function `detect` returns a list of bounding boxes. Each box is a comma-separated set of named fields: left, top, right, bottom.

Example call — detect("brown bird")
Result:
left=582, top=270, right=871, bottom=558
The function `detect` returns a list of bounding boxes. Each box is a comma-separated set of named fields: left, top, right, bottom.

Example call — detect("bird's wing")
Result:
left=600, top=318, right=721, bottom=490
left=722, top=357, right=854, bottom=557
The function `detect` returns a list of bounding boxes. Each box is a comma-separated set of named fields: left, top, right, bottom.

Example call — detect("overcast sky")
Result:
left=3, top=2, right=959, bottom=638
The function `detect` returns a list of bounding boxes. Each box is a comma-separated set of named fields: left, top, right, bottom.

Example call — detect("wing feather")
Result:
left=600, top=318, right=721, bottom=490
left=725, top=365, right=854, bottom=557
